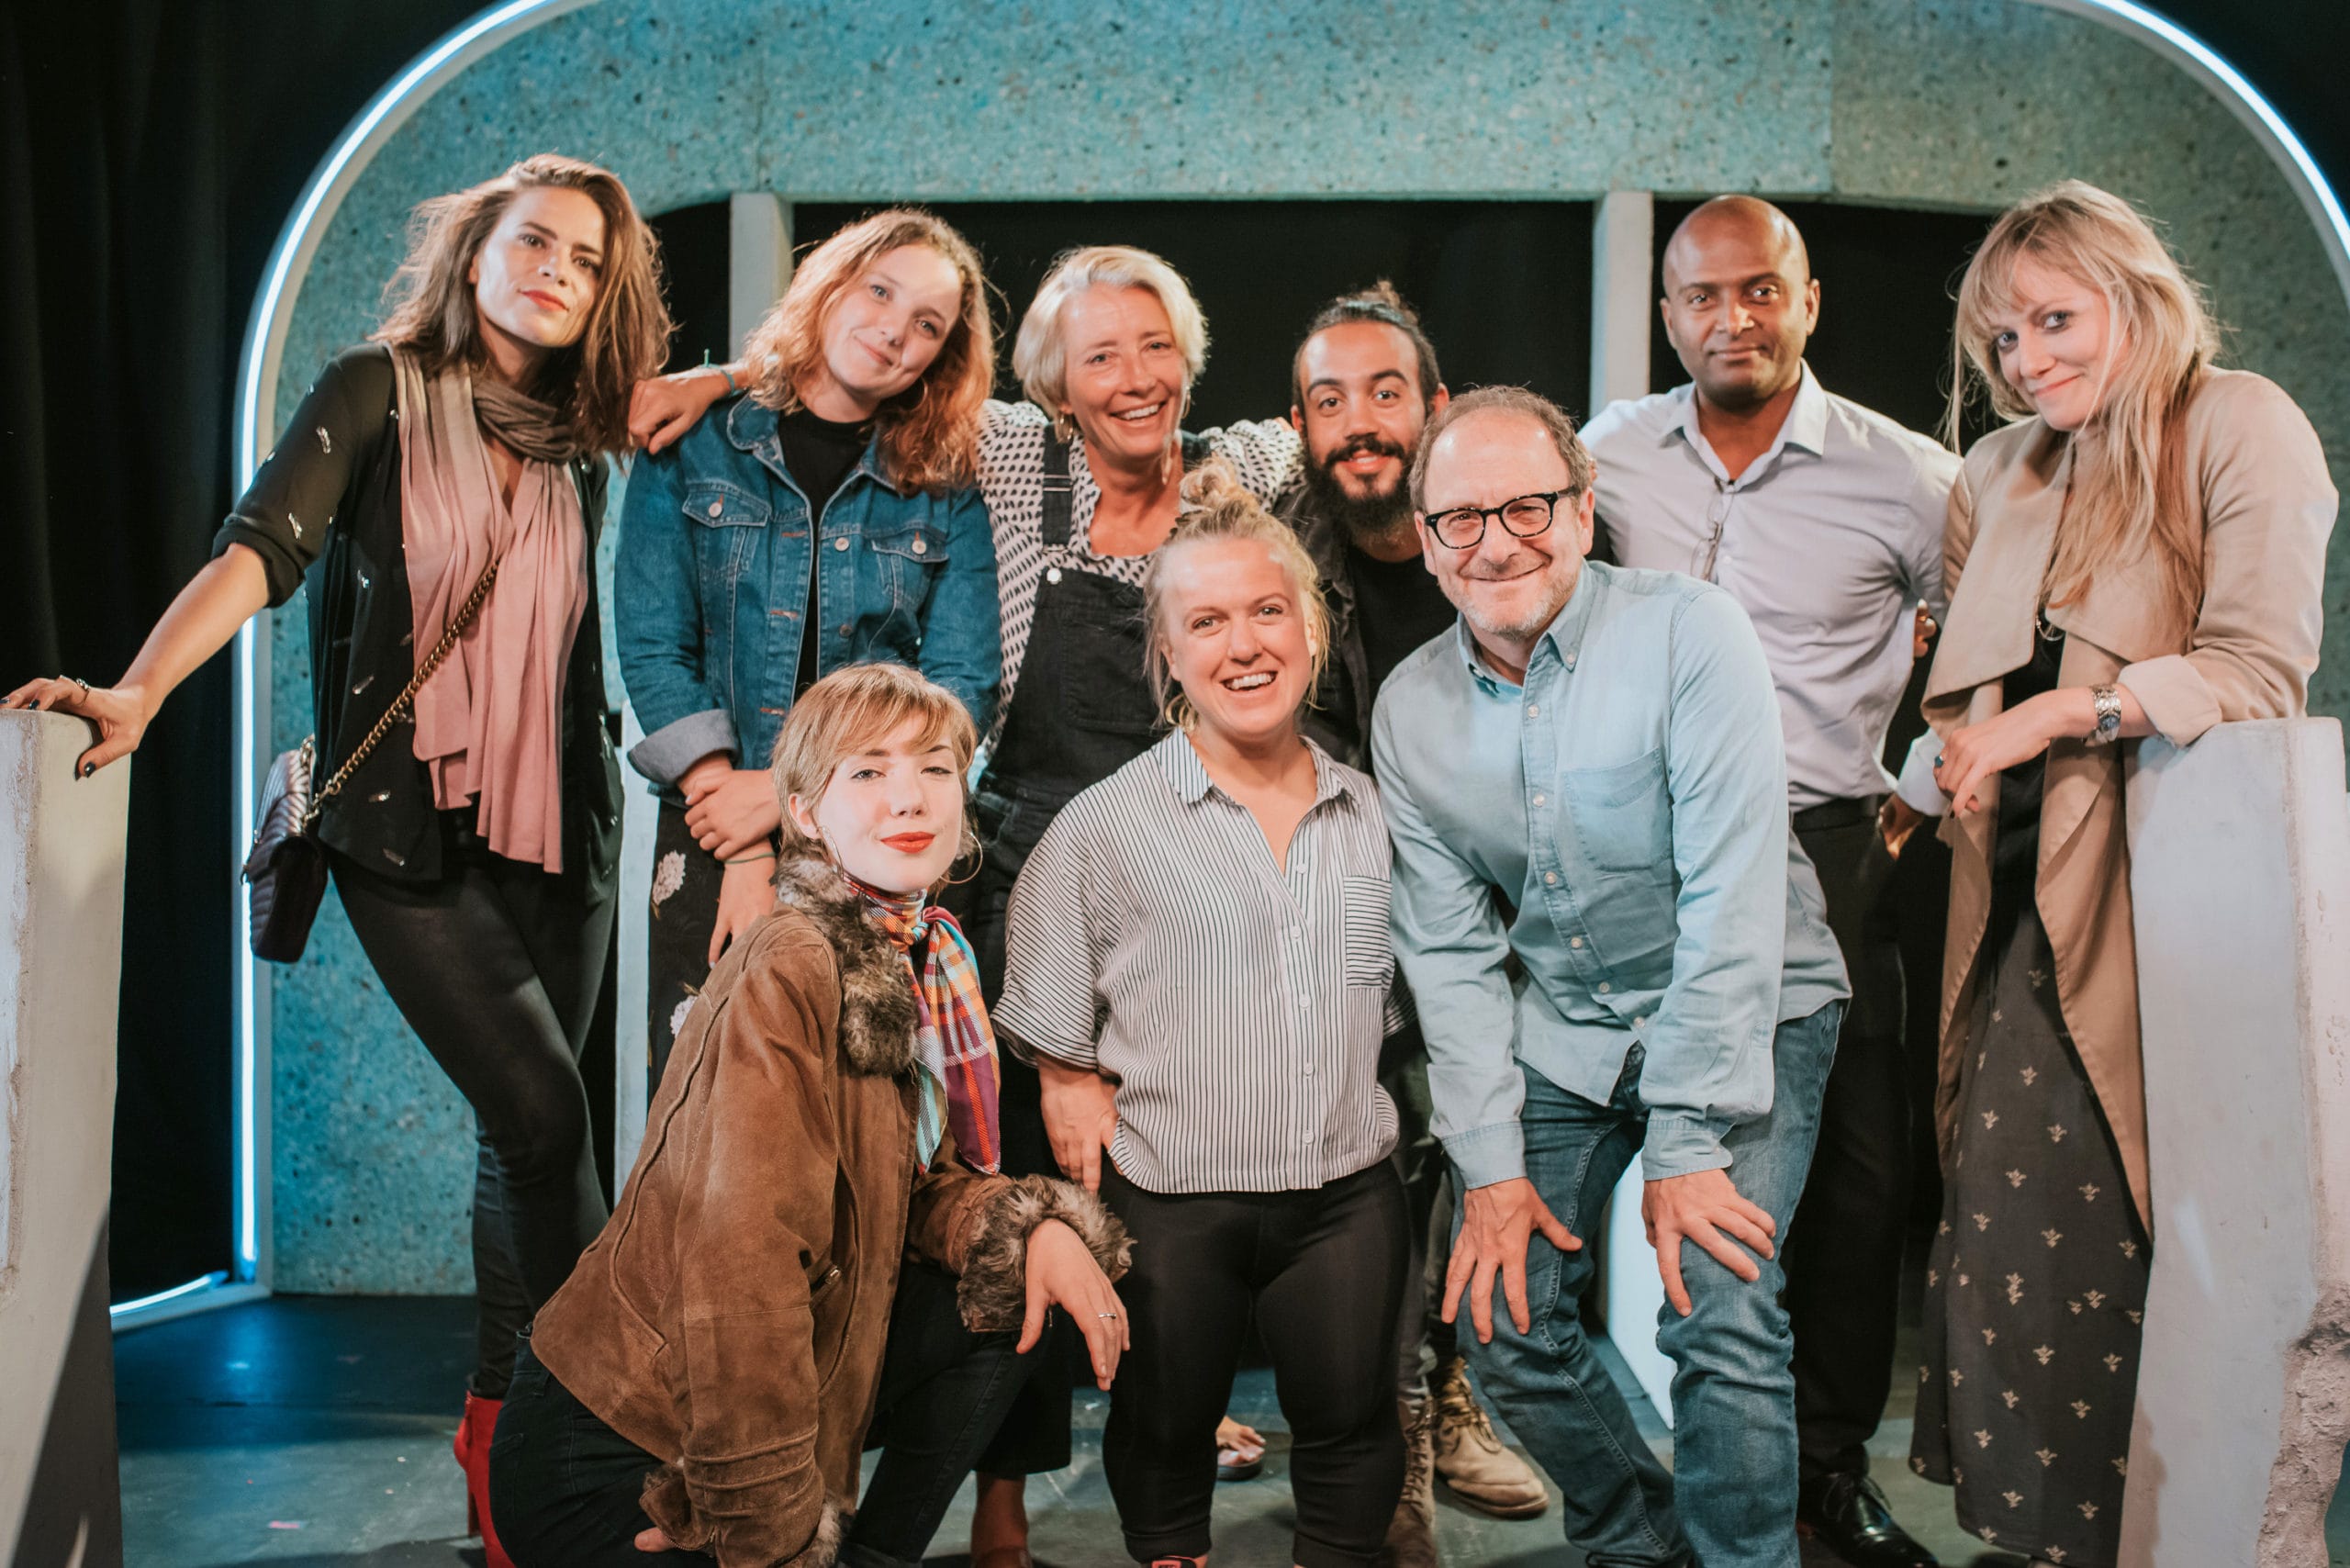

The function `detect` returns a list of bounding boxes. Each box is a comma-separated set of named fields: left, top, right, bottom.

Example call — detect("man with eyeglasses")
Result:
left=1580, top=196, right=1957, bottom=1568
left=1373, top=386, right=1848, bottom=1568
left=1280, top=285, right=1553, bottom=1568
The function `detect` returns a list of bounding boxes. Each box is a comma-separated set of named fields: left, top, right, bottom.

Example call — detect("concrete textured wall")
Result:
left=257, top=0, right=2350, bottom=1291
left=1, top=712, right=129, bottom=1560
left=2121, top=719, right=2350, bottom=1565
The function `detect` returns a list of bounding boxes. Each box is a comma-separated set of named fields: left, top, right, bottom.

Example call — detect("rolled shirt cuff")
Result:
left=2116, top=654, right=2221, bottom=747
left=1441, top=1121, right=1528, bottom=1190
left=628, top=708, right=738, bottom=787
left=1639, top=1114, right=1735, bottom=1182
left=1893, top=730, right=1947, bottom=817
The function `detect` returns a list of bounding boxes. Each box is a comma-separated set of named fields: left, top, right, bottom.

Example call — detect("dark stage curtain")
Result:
left=0, top=0, right=478, bottom=1300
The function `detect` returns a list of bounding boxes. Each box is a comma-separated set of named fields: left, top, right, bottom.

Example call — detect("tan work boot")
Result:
left=1378, top=1397, right=1440, bottom=1568
left=1430, top=1354, right=1548, bottom=1518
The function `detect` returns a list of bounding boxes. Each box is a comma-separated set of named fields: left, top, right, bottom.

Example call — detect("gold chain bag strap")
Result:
left=242, top=557, right=502, bottom=962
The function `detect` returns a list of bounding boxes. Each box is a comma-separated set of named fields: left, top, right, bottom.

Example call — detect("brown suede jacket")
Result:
left=531, top=851, right=1128, bottom=1568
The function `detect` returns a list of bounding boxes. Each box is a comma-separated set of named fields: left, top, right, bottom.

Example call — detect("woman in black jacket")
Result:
left=6, top=152, right=671, bottom=1565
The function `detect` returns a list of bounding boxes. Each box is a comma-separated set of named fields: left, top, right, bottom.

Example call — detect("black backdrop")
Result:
left=5, top=0, right=2343, bottom=1302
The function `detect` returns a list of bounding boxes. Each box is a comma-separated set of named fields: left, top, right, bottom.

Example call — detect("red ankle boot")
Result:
left=453, top=1391, right=512, bottom=1568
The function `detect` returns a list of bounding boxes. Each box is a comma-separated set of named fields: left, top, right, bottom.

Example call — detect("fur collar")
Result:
left=772, top=848, right=917, bottom=1079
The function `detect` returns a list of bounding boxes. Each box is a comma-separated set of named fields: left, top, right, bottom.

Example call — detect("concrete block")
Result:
left=1, top=710, right=131, bottom=1565
left=2122, top=717, right=2350, bottom=1564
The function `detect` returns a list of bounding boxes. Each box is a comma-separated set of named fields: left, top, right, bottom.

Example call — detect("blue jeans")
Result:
left=1456, top=1002, right=1841, bottom=1568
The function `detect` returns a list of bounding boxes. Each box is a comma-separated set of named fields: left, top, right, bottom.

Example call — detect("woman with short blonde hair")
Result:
left=1012, top=244, right=1211, bottom=435
left=1903, top=180, right=2336, bottom=1567
left=496, top=662, right=1130, bottom=1568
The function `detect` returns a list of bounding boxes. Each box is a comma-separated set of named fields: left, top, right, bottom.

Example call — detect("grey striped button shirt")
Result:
left=994, top=732, right=1402, bottom=1195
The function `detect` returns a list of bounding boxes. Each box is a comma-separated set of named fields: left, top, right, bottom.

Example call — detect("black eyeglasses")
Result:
left=1425, top=488, right=1577, bottom=550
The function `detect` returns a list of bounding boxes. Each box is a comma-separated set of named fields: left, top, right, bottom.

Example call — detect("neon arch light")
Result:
left=122, top=0, right=2350, bottom=1327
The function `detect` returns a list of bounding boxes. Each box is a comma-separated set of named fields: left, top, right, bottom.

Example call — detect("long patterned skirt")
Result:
left=644, top=801, right=727, bottom=1091
left=1910, top=900, right=2152, bottom=1566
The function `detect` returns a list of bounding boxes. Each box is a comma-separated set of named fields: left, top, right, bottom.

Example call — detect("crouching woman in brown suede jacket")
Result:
left=489, top=664, right=1132, bottom=1568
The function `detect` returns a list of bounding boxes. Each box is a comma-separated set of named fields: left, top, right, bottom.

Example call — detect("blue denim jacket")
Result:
left=1371, top=562, right=1848, bottom=1185
left=615, top=396, right=1001, bottom=793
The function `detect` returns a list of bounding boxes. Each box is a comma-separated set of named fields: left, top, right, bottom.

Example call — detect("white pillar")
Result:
left=1, top=711, right=130, bottom=1563
left=1588, top=190, right=1655, bottom=416
left=614, top=704, right=655, bottom=1179
left=2121, top=718, right=2350, bottom=1564
left=729, top=193, right=793, bottom=358
left=1586, top=189, right=1678, bottom=1423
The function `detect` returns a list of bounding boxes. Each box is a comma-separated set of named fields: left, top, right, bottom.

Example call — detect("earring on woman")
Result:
left=942, top=816, right=985, bottom=889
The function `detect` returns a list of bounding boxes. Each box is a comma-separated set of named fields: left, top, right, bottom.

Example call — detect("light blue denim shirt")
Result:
left=615, top=395, right=1001, bottom=798
left=1371, top=560, right=1847, bottom=1185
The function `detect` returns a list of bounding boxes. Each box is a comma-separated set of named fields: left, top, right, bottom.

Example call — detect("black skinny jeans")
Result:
left=331, top=826, right=612, bottom=1397
left=1102, top=1161, right=1409, bottom=1568
left=489, top=1264, right=1053, bottom=1568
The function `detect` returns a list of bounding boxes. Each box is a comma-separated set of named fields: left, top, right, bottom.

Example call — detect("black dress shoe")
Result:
left=1796, top=1473, right=1939, bottom=1567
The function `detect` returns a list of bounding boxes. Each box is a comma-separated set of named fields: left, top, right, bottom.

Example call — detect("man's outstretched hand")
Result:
left=1442, top=1177, right=1582, bottom=1344
left=1641, top=1167, right=1776, bottom=1316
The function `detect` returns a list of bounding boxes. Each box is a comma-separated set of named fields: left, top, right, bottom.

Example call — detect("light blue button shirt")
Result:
left=1371, top=561, right=1849, bottom=1185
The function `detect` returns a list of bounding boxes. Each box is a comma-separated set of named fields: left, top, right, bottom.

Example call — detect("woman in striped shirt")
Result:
left=995, top=469, right=1409, bottom=1568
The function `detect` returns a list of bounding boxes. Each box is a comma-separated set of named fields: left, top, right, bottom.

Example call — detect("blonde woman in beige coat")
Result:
left=1884, top=181, right=2336, bottom=1566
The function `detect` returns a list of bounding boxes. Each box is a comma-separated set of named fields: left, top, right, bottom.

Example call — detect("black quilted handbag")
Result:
left=241, top=558, right=500, bottom=961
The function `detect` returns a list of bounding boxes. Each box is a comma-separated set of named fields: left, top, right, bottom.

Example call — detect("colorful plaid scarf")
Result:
left=848, top=875, right=1002, bottom=1173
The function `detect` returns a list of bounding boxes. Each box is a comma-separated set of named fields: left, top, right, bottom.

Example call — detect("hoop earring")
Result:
left=941, top=816, right=983, bottom=889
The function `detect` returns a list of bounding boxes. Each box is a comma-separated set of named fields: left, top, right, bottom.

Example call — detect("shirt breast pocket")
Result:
left=682, top=479, right=770, bottom=600
left=1558, top=746, right=1671, bottom=876
left=1339, top=874, right=1395, bottom=989
left=865, top=523, right=949, bottom=624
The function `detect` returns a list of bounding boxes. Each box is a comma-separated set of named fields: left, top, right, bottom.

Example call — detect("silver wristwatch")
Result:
left=2086, top=685, right=2123, bottom=747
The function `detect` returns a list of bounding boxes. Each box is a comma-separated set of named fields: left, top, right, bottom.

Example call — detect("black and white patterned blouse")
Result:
left=993, top=731, right=1402, bottom=1194
left=976, top=400, right=1301, bottom=743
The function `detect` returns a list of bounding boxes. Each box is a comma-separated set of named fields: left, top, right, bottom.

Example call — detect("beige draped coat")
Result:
left=1921, top=368, right=2336, bottom=1231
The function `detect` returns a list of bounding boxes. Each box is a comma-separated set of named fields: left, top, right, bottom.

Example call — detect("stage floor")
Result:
left=115, top=1294, right=2348, bottom=1567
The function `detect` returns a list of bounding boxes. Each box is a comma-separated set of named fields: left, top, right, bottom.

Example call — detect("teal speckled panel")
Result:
left=263, top=0, right=2350, bottom=1292
left=1830, top=0, right=2350, bottom=723
left=269, top=880, right=477, bottom=1294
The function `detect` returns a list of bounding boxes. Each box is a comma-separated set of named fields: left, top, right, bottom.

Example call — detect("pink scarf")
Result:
left=394, top=350, right=588, bottom=873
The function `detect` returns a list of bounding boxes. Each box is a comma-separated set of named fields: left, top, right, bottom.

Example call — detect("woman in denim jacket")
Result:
left=616, top=209, right=1001, bottom=1077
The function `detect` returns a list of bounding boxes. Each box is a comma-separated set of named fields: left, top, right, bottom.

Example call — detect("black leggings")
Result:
left=1102, top=1161, right=1409, bottom=1568
left=332, top=834, right=613, bottom=1396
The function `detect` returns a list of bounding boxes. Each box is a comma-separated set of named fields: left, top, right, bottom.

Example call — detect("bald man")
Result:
left=1579, top=197, right=1957, bottom=1568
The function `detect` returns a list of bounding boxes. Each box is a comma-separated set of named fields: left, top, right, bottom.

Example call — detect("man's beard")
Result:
left=1304, top=436, right=1417, bottom=554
